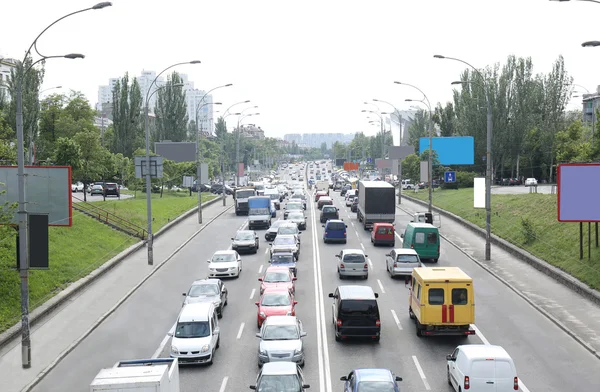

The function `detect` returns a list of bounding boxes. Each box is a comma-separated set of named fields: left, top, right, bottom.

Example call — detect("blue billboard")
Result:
left=419, top=136, right=474, bottom=165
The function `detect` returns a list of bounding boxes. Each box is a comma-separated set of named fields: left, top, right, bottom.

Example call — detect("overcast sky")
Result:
left=2, top=0, right=598, bottom=138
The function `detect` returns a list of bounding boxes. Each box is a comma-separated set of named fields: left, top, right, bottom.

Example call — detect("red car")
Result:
left=255, top=288, right=297, bottom=328
left=314, top=191, right=328, bottom=202
left=258, top=266, right=296, bottom=295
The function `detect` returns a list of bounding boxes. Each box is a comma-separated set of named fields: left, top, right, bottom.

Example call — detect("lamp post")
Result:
left=435, top=54, right=493, bottom=261
left=236, top=106, right=258, bottom=186
left=144, top=61, right=200, bottom=266
left=361, top=109, right=386, bottom=159
left=40, top=85, right=62, bottom=95
left=14, top=1, right=111, bottom=368
left=220, top=111, right=242, bottom=206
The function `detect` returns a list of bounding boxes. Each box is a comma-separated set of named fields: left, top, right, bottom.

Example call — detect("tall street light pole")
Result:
left=435, top=54, right=493, bottom=260
left=220, top=111, right=242, bottom=206
left=14, top=1, right=111, bottom=368
left=144, top=61, right=200, bottom=266
left=361, top=109, right=385, bottom=159
left=236, top=105, right=259, bottom=186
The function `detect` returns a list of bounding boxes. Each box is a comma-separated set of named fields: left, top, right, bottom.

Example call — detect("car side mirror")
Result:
left=364, top=255, right=368, bottom=258
left=258, top=278, right=263, bottom=281
left=231, top=238, right=234, bottom=240
left=255, top=332, right=261, bottom=338
left=249, top=386, right=257, bottom=390
left=167, top=332, right=173, bottom=337
left=301, top=331, right=307, bottom=337
left=255, top=302, right=259, bottom=306
left=335, top=254, right=340, bottom=258
left=302, top=385, right=310, bottom=389
left=385, top=253, right=391, bottom=257
left=395, top=376, right=403, bottom=381
left=328, top=293, right=335, bottom=298
left=340, top=376, right=348, bottom=381
left=322, top=225, right=325, bottom=228
left=446, top=354, right=456, bottom=361
left=207, top=260, right=211, bottom=263
left=374, top=293, right=379, bottom=298
left=345, top=225, right=348, bottom=228
left=410, top=220, right=414, bottom=222
left=294, top=301, right=298, bottom=305
left=182, top=293, right=186, bottom=296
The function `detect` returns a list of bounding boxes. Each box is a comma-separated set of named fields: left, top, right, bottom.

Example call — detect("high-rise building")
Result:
left=283, top=133, right=353, bottom=149
left=284, top=133, right=302, bottom=144
left=0, top=56, right=17, bottom=101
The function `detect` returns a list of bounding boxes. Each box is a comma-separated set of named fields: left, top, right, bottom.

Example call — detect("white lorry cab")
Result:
left=446, top=344, right=518, bottom=392
left=90, top=358, right=180, bottom=392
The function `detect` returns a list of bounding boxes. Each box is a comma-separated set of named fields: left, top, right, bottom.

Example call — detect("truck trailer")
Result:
left=234, top=187, right=257, bottom=215
left=356, top=181, right=396, bottom=230
left=248, top=196, right=272, bottom=229
left=90, top=358, right=180, bottom=392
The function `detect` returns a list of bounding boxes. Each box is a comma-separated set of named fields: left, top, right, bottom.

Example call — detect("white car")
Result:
left=385, top=248, right=422, bottom=278
left=207, top=250, right=242, bottom=278
left=71, top=182, right=84, bottom=192
left=336, top=249, right=369, bottom=279
left=170, top=302, right=220, bottom=365
left=524, top=178, right=537, bottom=186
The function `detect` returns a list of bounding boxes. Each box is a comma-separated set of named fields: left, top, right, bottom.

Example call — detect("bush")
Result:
left=520, top=217, right=537, bottom=244
left=456, top=171, right=479, bottom=188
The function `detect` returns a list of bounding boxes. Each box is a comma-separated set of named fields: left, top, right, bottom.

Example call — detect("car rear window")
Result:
left=397, top=254, right=419, bottom=263
left=327, top=222, right=345, bottom=231
left=427, top=232, right=438, bottom=244
left=415, top=232, right=425, bottom=244
left=323, top=207, right=336, bottom=213
left=428, top=288, right=444, bottom=305
left=340, top=300, right=378, bottom=317
left=343, top=254, right=365, bottom=263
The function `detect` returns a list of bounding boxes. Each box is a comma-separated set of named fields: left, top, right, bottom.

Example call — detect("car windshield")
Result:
left=262, top=325, right=299, bottom=340
left=236, top=190, right=255, bottom=198
left=235, top=232, right=254, bottom=241
left=397, top=254, right=419, bottom=263
left=174, top=321, right=210, bottom=338
left=189, top=284, right=219, bottom=296
left=269, top=221, right=284, bottom=231
left=258, top=375, right=300, bottom=392
left=274, top=237, right=295, bottom=245
left=343, top=254, right=365, bottom=263
left=288, top=213, right=303, bottom=220
left=211, top=253, right=236, bottom=262
left=250, top=208, right=270, bottom=215
left=261, top=293, right=291, bottom=306
left=323, top=207, right=336, bottom=213
left=287, top=204, right=302, bottom=210
left=357, top=381, right=396, bottom=392
left=264, top=271, right=291, bottom=282
left=278, top=227, right=298, bottom=235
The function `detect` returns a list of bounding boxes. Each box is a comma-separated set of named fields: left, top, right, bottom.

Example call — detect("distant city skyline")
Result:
left=284, top=133, right=354, bottom=148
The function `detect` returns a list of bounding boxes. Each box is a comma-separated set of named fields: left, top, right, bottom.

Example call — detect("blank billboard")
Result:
left=474, top=177, right=485, bottom=208
left=155, top=142, right=196, bottom=163
left=419, top=136, right=474, bottom=165
left=557, top=164, right=600, bottom=222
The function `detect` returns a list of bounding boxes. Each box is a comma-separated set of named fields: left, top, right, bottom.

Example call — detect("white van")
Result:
left=446, top=345, right=518, bottom=392
left=170, top=302, right=220, bottom=365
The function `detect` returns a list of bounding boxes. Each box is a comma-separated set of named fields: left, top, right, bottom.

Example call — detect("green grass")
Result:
left=0, top=191, right=216, bottom=334
left=408, top=188, right=600, bottom=289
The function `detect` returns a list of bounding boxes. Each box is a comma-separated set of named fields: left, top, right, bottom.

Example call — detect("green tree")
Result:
left=401, top=154, right=420, bottom=181
left=112, top=73, right=143, bottom=157
left=53, top=137, right=82, bottom=170
left=73, top=130, right=104, bottom=201
left=320, top=142, right=328, bottom=155
left=407, top=109, right=428, bottom=152
left=432, top=102, right=456, bottom=137
left=555, top=120, right=592, bottom=163
left=154, top=72, right=188, bottom=143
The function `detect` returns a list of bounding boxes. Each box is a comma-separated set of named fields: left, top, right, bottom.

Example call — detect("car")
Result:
left=345, top=194, right=356, bottom=207
left=89, top=184, right=103, bottom=195
left=255, top=288, right=297, bottom=328
left=350, top=198, right=358, bottom=212
left=385, top=248, right=422, bottom=278
left=328, top=285, right=380, bottom=342
left=525, top=177, right=538, bottom=186
left=269, top=252, right=297, bottom=276
left=317, top=196, right=333, bottom=210
left=231, top=230, right=260, bottom=254
left=320, top=205, right=339, bottom=223
left=103, top=182, right=120, bottom=198
left=270, top=200, right=277, bottom=218
left=182, top=278, right=228, bottom=318
left=207, top=250, right=242, bottom=278
left=323, top=219, right=347, bottom=244
left=256, top=316, right=306, bottom=367
left=259, top=266, right=297, bottom=295
left=371, top=223, right=395, bottom=246
left=287, top=212, right=307, bottom=230
left=270, top=234, right=300, bottom=259
left=249, top=362, right=310, bottom=391
left=340, top=368, right=402, bottom=392
left=340, top=185, right=351, bottom=196
left=314, top=190, right=328, bottom=202
left=290, top=194, right=307, bottom=210
left=169, top=302, right=220, bottom=365
left=265, top=220, right=287, bottom=241
left=277, top=223, right=302, bottom=244
left=336, top=249, right=369, bottom=279
left=71, top=182, right=84, bottom=192
left=284, top=202, right=304, bottom=219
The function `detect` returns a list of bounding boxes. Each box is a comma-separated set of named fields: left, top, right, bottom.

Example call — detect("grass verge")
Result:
left=0, top=191, right=216, bottom=334
left=407, top=188, right=600, bottom=289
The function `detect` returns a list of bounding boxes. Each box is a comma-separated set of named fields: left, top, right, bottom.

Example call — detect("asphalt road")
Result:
left=491, top=184, right=555, bottom=195
left=34, top=164, right=600, bottom=392
left=71, top=192, right=133, bottom=203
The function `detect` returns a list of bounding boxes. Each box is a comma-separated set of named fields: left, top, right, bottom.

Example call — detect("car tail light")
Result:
left=375, top=319, right=381, bottom=327
left=340, top=263, right=345, bottom=268
left=393, top=262, right=397, bottom=268
left=410, top=244, right=414, bottom=249
left=363, top=263, right=368, bottom=269
left=464, top=376, right=470, bottom=390
left=344, top=232, right=347, bottom=236
left=438, top=245, right=440, bottom=253
left=514, top=377, right=518, bottom=390
left=336, top=318, right=342, bottom=327
left=324, top=232, right=328, bottom=236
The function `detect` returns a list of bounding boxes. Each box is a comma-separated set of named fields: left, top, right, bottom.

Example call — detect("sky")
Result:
left=2, top=0, right=599, bottom=138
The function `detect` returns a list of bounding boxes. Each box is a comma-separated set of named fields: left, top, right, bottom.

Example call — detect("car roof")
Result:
left=261, top=361, right=298, bottom=375
left=213, top=250, right=236, bottom=255
left=262, top=287, right=292, bottom=295
left=179, top=302, right=214, bottom=322
left=392, top=248, right=419, bottom=256
left=342, top=249, right=365, bottom=255
left=275, top=234, right=296, bottom=239
left=456, top=344, right=511, bottom=360
left=355, top=368, right=394, bottom=382
left=265, top=266, right=291, bottom=273
left=236, top=230, right=255, bottom=235
left=191, top=278, right=220, bottom=286
left=263, top=315, right=298, bottom=326
left=319, top=196, right=332, bottom=201
left=374, top=222, right=393, bottom=227
left=337, top=285, right=377, bottom=300
left=326, top=219, right=344, bottom=224
left=407, top=222, right=437, bottom=229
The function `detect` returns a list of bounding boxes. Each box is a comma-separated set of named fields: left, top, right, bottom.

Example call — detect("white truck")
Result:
left=316, top=180, right=329, bottom=193
left=90, top=358, right=180, bottom=392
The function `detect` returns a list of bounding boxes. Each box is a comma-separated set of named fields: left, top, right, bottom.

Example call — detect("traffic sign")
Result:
left=444, top=171, right=456, bottom=183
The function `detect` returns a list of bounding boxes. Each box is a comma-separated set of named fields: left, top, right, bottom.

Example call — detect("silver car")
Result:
left=256, top=316, right=306, bottom=367
left=270, top=234, right=300, bottom=259
left=336, top=249, right=369, bottom=279
left=287, top=212, right=307, bottom=231
left=182, top=279, right=228, bottom=318
left=385, top=248, right=422, bottom=278
left=277, top=223, right=302, bottom=244
left=231, top=230, right=259, bottom=254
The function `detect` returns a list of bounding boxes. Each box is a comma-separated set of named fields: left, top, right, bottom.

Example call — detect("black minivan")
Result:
left=328, top=285, right=380, bottom=342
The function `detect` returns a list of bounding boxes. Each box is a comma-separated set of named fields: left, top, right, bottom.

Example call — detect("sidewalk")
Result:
left=398, top=196, right=600, bottom=355
left=0, top=199, right=232, bottom=392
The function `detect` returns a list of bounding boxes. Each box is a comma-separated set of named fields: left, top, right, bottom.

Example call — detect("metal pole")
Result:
left=144, top=102, right=153, bottom=265
left=236, top=119, right=240, bottom=187
left=197, top=120, right=203, bottom=224
left=16, top=79, right=31, bottom=368
left=485, top=88, right=493, bottom=261
left=428, top=111, right=433, bottom=213
left=222, top=140, right=226, bottom=206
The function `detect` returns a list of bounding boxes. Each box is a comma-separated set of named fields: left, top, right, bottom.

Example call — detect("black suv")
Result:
left=320, top=205, right=339, bottom=223
left=328, top=285, right=380, bottom=342
left=103, top=183, right=120, bottom=198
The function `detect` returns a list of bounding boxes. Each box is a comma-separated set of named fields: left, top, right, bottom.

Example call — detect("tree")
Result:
left=53, top=137, right=81, bottom=170
left=320, top=142, right=328, bottom=155
left=401, top=154, right=420, bottom=181
left=407, top=109, right=428, bottom=152
left=112, top=73, right=143, bottom=157
left=433, top=102, right=456, bottom=137
left=214, top=116, right=228, bottom=138
left=73, top=130, right=104, bottom=201
left=154, top=72, right=188, bottom=143
left=554, top=120, right=592, bottom=163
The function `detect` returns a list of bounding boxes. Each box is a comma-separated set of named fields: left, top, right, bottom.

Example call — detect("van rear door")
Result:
left=447, top=283, right=474, bottom=325
left=469, top=359, right=496, bottom=391
left=423, top=285, right=446, bottom=325
left=494, top=359, right=517, bottom=392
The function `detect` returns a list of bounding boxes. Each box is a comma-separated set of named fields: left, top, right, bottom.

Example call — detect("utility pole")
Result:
left=196, top=121, right=203, bottom=223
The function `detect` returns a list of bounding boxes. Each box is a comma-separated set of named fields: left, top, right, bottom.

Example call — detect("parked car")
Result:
left=182, top=278, right=228, bottom=318
left=71, top=182, right=84, bottom=192
left=103, top=182, right=120, bottom=198
left=89, top=184, right=104, bottom=195
left=525, top=178, right=538, bottom=186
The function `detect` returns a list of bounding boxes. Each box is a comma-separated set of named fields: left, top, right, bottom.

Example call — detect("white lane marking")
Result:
left=360, top=243, right=365, bottom=251
left=219, top=376, right=229, bottom=392
left=250, top=288, right=256, bottom=299
left=367, top=258, right=373, bottom=268
left=377, top=279, right=386, bottom=294
left=412, top=355, right=431, bottom=390
left=351, top=222, right=355, bottom=227
left=264, top=247, right=269, bottom=255
left=391, top=309, right=402, bottom=330
left=310, top=190, right=333, bottom=392
left=152, top=322, right=176, bottom=358
left=237, top=322, right=245, bottom=339
left=394, top=231, right=403, bottom=245
left=258, top=264, right=263, bottom=274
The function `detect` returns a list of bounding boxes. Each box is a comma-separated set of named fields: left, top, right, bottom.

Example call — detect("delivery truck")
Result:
left=234, top=187, right=257, bottom=215
left=90, top=358, right=180, bottom=392
left=248, top=195, right=272, bottom=229
left=356, top=180, right=396, bottom=230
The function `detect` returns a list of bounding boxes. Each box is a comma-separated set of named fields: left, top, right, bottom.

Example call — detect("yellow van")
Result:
left=408, top=267, right=475, bottom=337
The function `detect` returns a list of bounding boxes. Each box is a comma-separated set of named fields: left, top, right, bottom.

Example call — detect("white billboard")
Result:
left=474, top=177, right=485, bottom=208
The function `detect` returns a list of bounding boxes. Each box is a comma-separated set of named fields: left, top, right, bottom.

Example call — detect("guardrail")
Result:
left=72, top=195, right=148, bottom=239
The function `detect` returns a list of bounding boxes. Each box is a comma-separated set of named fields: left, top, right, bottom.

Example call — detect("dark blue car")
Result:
left=269, top=252, right=297, bottom=276
left=340, top=368, right=402, bottom=392
left=322, top=219, right=347, bottom=244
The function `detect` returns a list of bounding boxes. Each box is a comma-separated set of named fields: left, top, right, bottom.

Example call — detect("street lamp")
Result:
left=223, top=100, right=251, bottom=118
left=362, top=109, right=387, bottom=159
left=435, top=54, right=493, bottom=261
left=40, top=86, right=62, bottom=94
left=144, top=61, right=200, bottom=266
left=550, top=0, right=600, bottom=4
left=219, top=111, right=242, bottom=206
left=235, top=105, right=259, bottom=186
left=14, top=1, right=111, bottom=369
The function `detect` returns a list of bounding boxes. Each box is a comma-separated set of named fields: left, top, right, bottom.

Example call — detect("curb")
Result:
left=395, top=202, right=600, bottom=360
left=399, top=194, right=600, bottom=306
left=0, top=195, right=222, bottom=351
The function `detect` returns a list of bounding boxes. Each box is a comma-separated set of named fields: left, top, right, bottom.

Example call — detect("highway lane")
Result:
left=327, top=185, right=600, bottom=391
